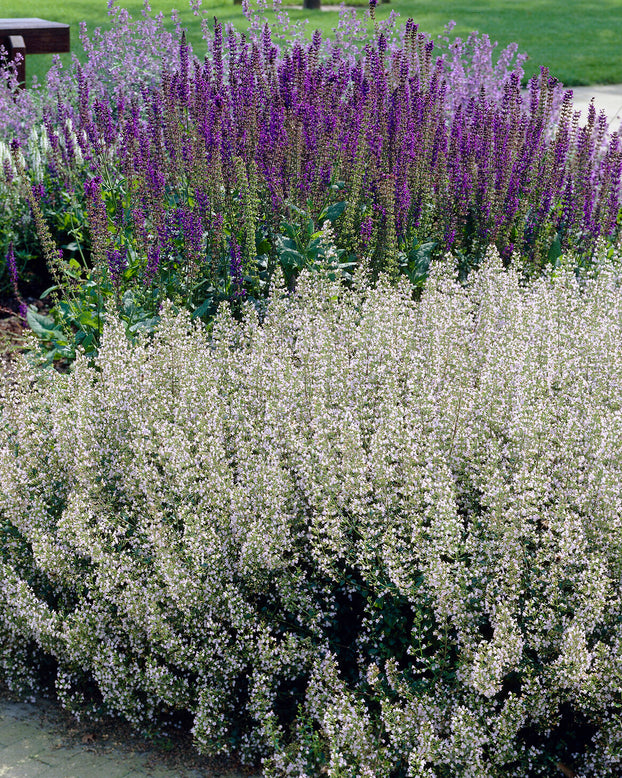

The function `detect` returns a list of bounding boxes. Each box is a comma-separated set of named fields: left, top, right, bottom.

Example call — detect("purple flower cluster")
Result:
left=5, top=242, right=27, bottom=319
left=2, top=0, right=621, bottom=311
left=228, top=236, right=246, bottom=297
left=0, top=0, right=555, bottom=150
left=106, top=246, right=127, bottom=289
left=83, top=176, right=109, bottom=269
left=80, top=20, right=621, bottom=281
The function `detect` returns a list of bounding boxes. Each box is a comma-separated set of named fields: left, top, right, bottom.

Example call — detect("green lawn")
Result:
left=2, top=0, right=622, bottom=89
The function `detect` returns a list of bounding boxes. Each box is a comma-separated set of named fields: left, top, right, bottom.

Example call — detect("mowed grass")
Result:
left=2, top=0, right=622, bottom=89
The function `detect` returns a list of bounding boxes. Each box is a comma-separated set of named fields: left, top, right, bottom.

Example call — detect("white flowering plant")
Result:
left=1, top=248, right=622, bottom=776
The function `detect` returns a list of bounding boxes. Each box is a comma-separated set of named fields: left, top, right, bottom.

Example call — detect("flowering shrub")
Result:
left=0, top=0, right=536, bottom=148
left=1, top=0, right=579, bottom=313
left=0, top=0, right=188, bottom=301
left=8, top=5, right=620, bottom=368
left=0, top=1, right=188, bottom=148
left=2, top=248, right=622, bottom=776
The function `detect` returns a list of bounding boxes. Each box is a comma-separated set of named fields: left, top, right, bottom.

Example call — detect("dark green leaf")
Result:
left=39, top=285, right=58, bottom=300
left=279, top=249, right=305, bottom=270
left=318, top=201, right=347, bottom=223
left=548, top=233, right=562, bottom=265
left=26, top=308, right=62, bottom=339
left=191, top=298, right=215, bottom=320
left=128, top=316, right=160, bottom=334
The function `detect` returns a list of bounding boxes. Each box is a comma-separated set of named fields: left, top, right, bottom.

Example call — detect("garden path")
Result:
left=0, top=695, right=261, bottom=778
left=570, top=83, right=622, bottom=127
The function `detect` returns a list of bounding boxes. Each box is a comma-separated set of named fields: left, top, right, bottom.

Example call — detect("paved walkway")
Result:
left=570, top=83, right=622, bottom=127
left=0, top=695, right=261, bottom=778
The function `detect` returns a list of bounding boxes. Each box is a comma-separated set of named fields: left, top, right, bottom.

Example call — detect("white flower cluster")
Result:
left=0, top=139, right=25, bottom=224
left=2, top=248, right=622, bottom=776
left=25, top=125, right=51, bottom=182
left=318, top=220, right=341, bottom=266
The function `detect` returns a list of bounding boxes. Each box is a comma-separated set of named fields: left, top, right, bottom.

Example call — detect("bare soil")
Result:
left=0, top=297, right=31, bottom=365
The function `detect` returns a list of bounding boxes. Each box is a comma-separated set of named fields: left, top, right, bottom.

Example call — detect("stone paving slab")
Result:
left=0, top=697, right=262, bottom=778
left=570, top=83, right=622, bottom=128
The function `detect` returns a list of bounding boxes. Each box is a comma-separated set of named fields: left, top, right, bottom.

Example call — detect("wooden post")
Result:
left=6, top=34, right=25, bottom=86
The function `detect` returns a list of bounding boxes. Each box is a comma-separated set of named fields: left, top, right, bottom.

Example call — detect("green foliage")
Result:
left=0, top=137, right=91, bottom=302
left=21, top=180, right=367, bottom=366
left=398, top=235, right=437, bottom=290
left=4, top=254, right=622, bottom=775
left=276, top=200, right=351, bottom=289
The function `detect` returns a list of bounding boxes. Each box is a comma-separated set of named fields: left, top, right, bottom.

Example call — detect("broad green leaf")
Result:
left=128, top=316, right=160, bottom=334
left=191, top=298, right=215, bottom=320
left=39, top=285, right=58, bottom=300
left=78, top=310, right=100, bottom=328
left=279, top=249, right=305, bottom=269
left=26, top=308, right=62, bottom=339
left=318, top=201, right=347, bottom=223
left=548, top=233, right=562, bottom=265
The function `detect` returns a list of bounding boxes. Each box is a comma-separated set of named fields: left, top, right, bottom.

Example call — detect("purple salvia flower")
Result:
left=77, top=63, right=91, bottom=129
left=94, top=98, right=116, bottom=145
left=360, top=216, right=374, bottom=250
left=84, top=175, right=109, bottom=266
left=32, top=183, right=45, bottom=201
left=261, top=23, right=273, bottom=66
left=174, top=206, right=203, bottom=259
left=61, top=119, right=76, bottom=163
left=84, top=175, right=101, bottom=203
left=145, top=243, right=160, bottom=285
left=5, top=242, right=27, bottom=320
left=195, top=190, right=210, bottom=219
left=106, top=246, right=127, bottom=289
left=179, top=31, right=190, bottom=108
left=2, top=158, right=13, bottom=183
left=213, top=18, right=224, bottom=88
left=43, top=113, right=60, bottom=154
left=5, top=240, right=17, bottom=281
left=229, top=235, right=246, bottom=297
left=132, top=208, right=148, bottom=243
left=12, top=6, right=616, bottom=295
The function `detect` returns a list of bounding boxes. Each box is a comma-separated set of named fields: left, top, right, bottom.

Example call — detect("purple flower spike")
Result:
left=106, top=246, right=128, bottom=289
left=84, top=175, right=102, bottom=203
left=360, top=216, right=374, bottom=249
left=32, top=183, right=45, bottom=202
left=6, top=241, right=17, bottom=286
left=229, top=236, right=246, bottom=297
left=145, top=244, right=160, bottom=285
left=5, top=241, right=26, bottom=319
left=2, top=159, right=13, bottom=183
